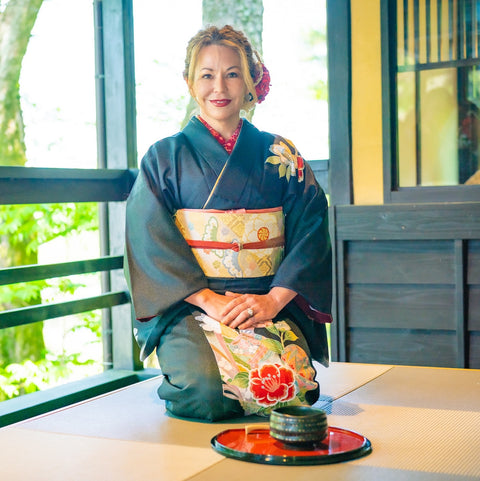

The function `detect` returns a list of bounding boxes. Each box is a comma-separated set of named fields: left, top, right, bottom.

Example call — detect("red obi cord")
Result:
left=186, top=236, right=284, bottom=252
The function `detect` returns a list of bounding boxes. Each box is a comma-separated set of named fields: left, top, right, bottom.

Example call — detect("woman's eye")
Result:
left=227, top=72, right=239, bottom=78
left=202, top=73, right=212, bottom=79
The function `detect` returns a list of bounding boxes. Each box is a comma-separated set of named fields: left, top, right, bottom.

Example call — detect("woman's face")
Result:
left=190, top=44, right=248, bottom=137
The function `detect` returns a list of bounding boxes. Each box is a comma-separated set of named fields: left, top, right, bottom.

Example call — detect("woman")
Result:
left=125, top=25, right=332, bottom=421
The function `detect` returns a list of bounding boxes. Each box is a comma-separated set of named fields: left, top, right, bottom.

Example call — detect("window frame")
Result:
left=381, top=0, right=480, bottom=203
left=0, top=0, right=147, bottom=427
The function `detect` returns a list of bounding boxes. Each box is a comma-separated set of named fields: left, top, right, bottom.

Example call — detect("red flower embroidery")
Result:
left=249, top=364, right=296, bottom=406
left=297, top=156, right=305, bottom=181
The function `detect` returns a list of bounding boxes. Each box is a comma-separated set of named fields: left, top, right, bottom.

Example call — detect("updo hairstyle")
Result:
left=184, top=25, right=263, bottom=110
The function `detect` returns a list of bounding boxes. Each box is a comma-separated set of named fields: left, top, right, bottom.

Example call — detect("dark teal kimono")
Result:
left=125, top=117, right=332, bottom=420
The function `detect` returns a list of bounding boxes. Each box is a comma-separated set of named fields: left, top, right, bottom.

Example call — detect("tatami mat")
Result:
left=5, top=363, right=478, bottom=480
left=17, top=363, right=392, bottom=443
left=341, top=365, right=480, bottom=411
left=0, top=427, right=223, bottom=481
left=327, top=403, right=480, bottom=478
left=314, top=361, right=393, bottom=403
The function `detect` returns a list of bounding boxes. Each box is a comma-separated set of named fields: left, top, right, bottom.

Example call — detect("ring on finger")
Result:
left=246, top=308, right=254, bottom=317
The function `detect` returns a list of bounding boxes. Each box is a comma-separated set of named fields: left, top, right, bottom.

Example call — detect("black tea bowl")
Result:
left=269, top=406, right=328, bottom=450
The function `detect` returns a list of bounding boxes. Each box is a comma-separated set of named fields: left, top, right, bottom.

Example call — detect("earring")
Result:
left=248, top=92, right=254, bottom=101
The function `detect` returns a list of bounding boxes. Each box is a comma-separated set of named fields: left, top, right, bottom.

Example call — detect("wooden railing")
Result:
left=0, top=166, right=137, bottom=332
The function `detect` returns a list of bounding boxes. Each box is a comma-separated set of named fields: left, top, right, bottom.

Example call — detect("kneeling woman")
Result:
left=125, top=25, right=332, bottom=421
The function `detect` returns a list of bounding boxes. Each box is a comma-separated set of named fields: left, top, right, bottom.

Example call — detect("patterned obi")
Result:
left=174, top=207, right=285, bottom=278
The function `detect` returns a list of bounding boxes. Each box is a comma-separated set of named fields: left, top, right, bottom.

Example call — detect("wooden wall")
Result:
left=332, top=202, right=480, bottom=368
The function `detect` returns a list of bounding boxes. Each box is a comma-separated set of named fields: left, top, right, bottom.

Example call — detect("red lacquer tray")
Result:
left=211, top=426, right=372, bottom=466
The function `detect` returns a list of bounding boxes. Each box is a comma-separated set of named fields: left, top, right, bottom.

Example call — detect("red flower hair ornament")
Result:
left=254, top=63, right=271, bottom=104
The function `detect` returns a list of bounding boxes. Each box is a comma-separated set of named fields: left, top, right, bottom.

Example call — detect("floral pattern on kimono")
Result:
left=196, top=314, right=318, bottom=416
left=266, top=137, right=305, bottom=182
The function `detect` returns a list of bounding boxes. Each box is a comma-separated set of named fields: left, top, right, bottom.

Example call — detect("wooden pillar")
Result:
left=94, top=0, right=140, bottom=370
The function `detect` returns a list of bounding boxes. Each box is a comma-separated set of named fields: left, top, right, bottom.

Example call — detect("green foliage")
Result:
left=0, top=352, right=99, bottom=401
left=71, top=310, right=102, bottom=340
left=0, top=202, right=102, bottom=398
left=0, top=202, right=99, bottom=310
left=304, top=29, right=327, bottom=65
left=0, top=280, right=47, bottom=308
left=0, top=311, right=102, bottom=401
left=0, top=361, right=47, bottom=400
left=304, top=28, right=328, bottom=102
left=310, top=79, right=328, bottom=101
left=0, top=202, right=98, bottom=258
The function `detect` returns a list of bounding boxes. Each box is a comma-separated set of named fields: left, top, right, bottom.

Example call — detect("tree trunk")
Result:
left=0, top=0, right=45, bottom=364
left=0, top=0, right=44, bottom=166
left=181, top=0, right=264, bottom=128
left=201, top=0, right=264, bottom=52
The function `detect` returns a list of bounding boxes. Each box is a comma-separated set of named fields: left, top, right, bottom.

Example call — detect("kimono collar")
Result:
left=197, top=116, right=243, bottom=154
left=182, top=117, right=262, bottom=209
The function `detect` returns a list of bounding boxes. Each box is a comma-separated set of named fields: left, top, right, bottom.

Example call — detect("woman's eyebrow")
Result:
left=199, top=65, right=240, bottom=71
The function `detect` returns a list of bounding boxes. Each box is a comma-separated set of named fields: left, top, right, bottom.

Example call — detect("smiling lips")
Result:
left=210, top=99, right=231, bottom=107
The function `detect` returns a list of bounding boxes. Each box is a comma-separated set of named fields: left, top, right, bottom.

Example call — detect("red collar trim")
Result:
left=198, top=117, right=243, bottom=154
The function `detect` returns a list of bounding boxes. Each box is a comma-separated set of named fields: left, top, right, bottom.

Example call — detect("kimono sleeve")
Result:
left=271, top=161, right=332, bottom=321
left=124, top=146, right=208, bottom=358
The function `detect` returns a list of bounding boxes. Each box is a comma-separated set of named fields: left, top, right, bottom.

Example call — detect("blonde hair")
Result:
left=184, top=25, right=263, bottom=110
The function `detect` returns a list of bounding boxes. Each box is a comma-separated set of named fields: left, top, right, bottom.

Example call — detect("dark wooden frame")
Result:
left=326, top=0, right=353, bottom=362
left=0, top=167, right=137, bottom=204
left=381, top=0, right=480, bottom=204
left=327, top=0, right=352, bottom=207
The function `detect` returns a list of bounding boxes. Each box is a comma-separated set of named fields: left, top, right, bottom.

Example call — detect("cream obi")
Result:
left=174, top=207, right=285, bottom=278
